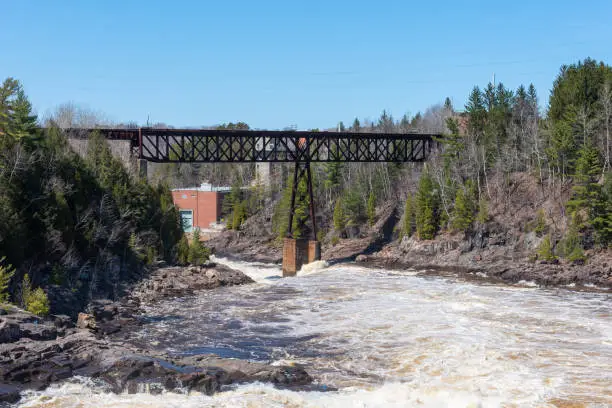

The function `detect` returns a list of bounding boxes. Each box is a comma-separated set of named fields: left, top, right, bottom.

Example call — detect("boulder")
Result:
left=0, top=384, right=20, bottom=404
left=0, top=319, right=21, bottom=343
left=76, top=313, right=96, bottom=330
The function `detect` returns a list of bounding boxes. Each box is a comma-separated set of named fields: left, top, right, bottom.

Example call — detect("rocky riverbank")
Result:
left=0, top=263, right=311, bottom=404
left=208, top=226, right=612, bottom=290
left=358, top=235, right=612, bottom=290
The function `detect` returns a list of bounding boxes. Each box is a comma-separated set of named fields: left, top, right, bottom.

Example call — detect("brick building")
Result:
left=171, top=183, right=230, bottom=232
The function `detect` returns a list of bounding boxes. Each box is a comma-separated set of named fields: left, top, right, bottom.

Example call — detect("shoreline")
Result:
left=211, top=237, right=611, bottom=292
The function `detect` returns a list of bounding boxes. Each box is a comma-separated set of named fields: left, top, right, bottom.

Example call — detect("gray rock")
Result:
left=0, top=384, right=20, bottom=404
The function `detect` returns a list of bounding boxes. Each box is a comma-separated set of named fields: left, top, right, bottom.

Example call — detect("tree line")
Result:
left=199, top=58, right=612, bottom=261
left=0, top=78, right=195, bottom=316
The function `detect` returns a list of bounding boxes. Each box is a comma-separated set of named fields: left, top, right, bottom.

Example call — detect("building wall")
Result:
left=172, top=190, right=224, bottom=230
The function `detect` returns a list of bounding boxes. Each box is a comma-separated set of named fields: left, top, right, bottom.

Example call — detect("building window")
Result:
left=179, top=209, right=194, bottom=232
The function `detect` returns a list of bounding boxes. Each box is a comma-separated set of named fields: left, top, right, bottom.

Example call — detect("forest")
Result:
left=0, top=79, right=192, bottom=316
left=1, top=58, right=611, bottom=315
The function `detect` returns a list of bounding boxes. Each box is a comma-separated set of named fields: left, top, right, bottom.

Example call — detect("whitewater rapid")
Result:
left=19, top=258, right=612, bottom=407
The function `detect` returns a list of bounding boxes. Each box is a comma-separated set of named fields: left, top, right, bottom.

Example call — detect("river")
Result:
left=19, top=258, right=611, bottom=407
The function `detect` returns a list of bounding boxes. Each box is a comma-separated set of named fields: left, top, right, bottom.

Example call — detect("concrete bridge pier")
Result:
left=282, top=238, right=321, bottom=277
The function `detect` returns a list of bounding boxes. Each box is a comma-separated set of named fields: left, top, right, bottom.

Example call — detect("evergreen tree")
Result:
left=402, top=194, right=414, bottom=238
left=438, top=117, right=464, bottom=170
left=559, top=212, right=586, bottom=262
left=333, top=197, right=346, bottom=233
left=343, top=189, right=365, bottom=226
left=567, top=141, right=611, bottom=245
left=451, top=183, right=475, bottom=232
left=466, top=86, right=486, bottom=141
left=188, top=229, right=209, bottom=266
left=176, top=235, right=190, bottom=265
left=8, top=86, right=40, bottom=148
left=272, top=173, right=310, bottom=240
left=415, top=168, right=440, bottom=240
left=536, top=234, right=557, bottom=262
left=351, top=117, right=361, bottom=132
left=592, top=171, right=612, bottom=245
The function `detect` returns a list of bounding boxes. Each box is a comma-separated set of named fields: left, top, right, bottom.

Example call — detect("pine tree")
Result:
left=415, top=168, right=439, bottom=240
left=188, top=229, right=209, bottom=266
left=568, top=142, right=612, bottom=245
left=333, top=197, right=346, bottom=233
left=559, top=212, right=586, bottom=262
left=176, top=235, right=190, bottom=265
left=402, top=194, right=414, bottom=237
left=451, top=185, right=475, bottom=232
left=592, top=171, right=612, bottom=245
left=367, top=191, right=376, bottom=226
left=8, top=86, right=40, bottom=148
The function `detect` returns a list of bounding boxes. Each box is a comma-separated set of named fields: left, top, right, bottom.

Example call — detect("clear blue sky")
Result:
left=3, top=1, right=612, bottom=130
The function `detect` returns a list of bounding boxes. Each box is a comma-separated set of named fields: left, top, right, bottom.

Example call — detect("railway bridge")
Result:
left=67, top=128, right=440, bottom=276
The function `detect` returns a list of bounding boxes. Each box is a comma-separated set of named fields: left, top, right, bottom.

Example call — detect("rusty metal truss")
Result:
left=65, top=128, right=439, bottom=163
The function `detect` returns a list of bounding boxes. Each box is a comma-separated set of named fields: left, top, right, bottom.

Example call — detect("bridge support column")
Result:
left=282, top=238, right=308, bottom=277
left=308, top=240, right=321, bottom=263
left=138, top=159, right=147, bottom=180
left=282, top=158, right=321, bottom=277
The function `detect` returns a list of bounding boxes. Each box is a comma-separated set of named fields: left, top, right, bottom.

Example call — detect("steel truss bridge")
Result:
left=66, top=128, right=440, bottom=275
left=67, top=128, right=438, bottom=163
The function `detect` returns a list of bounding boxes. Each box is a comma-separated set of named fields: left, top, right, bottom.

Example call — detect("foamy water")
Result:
left=19, top=259, right=612, bottom=407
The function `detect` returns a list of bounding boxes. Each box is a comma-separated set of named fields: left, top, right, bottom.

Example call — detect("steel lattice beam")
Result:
left=64, top=128, right=439, bottom=163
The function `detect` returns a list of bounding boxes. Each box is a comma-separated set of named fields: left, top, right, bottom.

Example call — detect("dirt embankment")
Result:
left=0, top=263, right=311, bottom=404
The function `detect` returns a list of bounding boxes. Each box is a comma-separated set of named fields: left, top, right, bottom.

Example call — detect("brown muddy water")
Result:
left=18, top=258, right=611, bottom=407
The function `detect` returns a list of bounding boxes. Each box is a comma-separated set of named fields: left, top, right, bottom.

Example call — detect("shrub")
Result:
left=188, top=229, right=210, bottom=266
left=330, top=235, right=340, bottom=246
left=22, top=273, right=50, bottom=316
left=533, top=209, right=546, bottom=235
left=536, top=234, right=557, bottom=262
left=177, top=235, right=190, bottom=265
left=26, top=288, right=50, bottom=316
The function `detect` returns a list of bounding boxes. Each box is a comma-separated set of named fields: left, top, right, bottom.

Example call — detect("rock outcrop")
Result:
left=0, top=263, right=310, bottom=403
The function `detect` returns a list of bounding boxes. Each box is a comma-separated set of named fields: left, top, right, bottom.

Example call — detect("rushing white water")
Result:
left=19, top=258, right=612, bottom=407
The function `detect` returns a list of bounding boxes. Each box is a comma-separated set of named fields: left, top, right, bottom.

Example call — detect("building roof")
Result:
left=172, top=182, right=232, bottom=192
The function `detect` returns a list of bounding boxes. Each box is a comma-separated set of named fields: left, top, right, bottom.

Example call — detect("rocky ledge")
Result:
left=359, top=236, right=612, bottom=290
left=0, top=263, right=310, bottom=404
